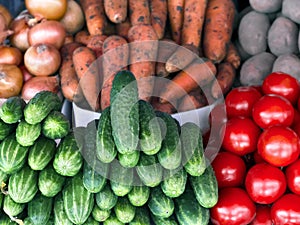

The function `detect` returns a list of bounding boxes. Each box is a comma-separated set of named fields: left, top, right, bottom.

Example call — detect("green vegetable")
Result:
left=83, top=216, right=98, bottom=225
left=92, top=205, right=111, bottom=222
left=0, top=119, right=15, bottom=141
left=3, top=195, right=25, bottom=217
left=95, top=183, right=118, bottom=211
left=110, top=161, right=133, bottom=196
left=114, top=196, right=136, bottom=224
left=0, top=169, right=8, bottom=184
left=42, top=111, right=70, bottom=139
left=0, top=215, right=17, bottom=225
left=110, top=70, right=139, bottom=154
left=103, top=212, right=124, bottom=225
left=16, top=120, right=41, bottom=147
left=53, top=193, right=73, bottom=225
left=118, top=151, right=140, bottom=168
left=161, top=168, right=187, bottom=198
left=128, top=185, right=150, bottom=207
left=129, top=206, right=151, bottom=225
left=0, top=96, right=25, bottom=124
left=151, top=214, right=179, bottom=225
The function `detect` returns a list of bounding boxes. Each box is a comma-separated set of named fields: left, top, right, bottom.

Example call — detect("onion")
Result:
left=20, top=64, right=34, bottom=82
left=28, top=20, right=66, bottom=49
left=24, top=43, right=61, bottom=76
left=0, top=13, right=13, bottom=44
left=0, top=64, right=23, bottom=98
left=0, top=46, right=23, bottom=65
left=25, top=0, right=67, bottom=21
left=60, top=0, right=85, bottom=34
left=0, top=4, right=12, bottom=27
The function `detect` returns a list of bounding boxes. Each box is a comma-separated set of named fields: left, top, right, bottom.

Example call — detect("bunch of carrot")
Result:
left=61, top=0, right=241, bottom=113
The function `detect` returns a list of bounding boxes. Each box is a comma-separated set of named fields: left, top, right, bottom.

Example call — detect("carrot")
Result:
left=181, top=0, right=207, bottom=47
left=156, top=38, right=177, bottom=77
left=128, top=24, right=158, bottom=101
left=149, top=0, right=168, bottom=39
left=101, top=35, right=129, bottom=110
left=104, top=0, right=127, bottom=24
left=211, top=62, right=236, bottom=99
left=225, top=42, right=241, bottom=69
left=202, top=0, right=236, bottom=63
left=59, top=42, right=82, bottom=102
left=116, top=18, right=131, bottom=39
left=167, top=0, right=185, bottom=44
left=79, top=0, right=107, bottom=35
left=74, top=30, right=92, bottom=45
left=159, top=58, right=217, bottom=103
left=72, top=46, right=101, bottom=111
left=177, top=87, right=208, bottom=112
left=165, top=43, right=199, bottom=73
left=128, top=0, right=151, bottom=26
left=87, top=34, right=108, bottom=57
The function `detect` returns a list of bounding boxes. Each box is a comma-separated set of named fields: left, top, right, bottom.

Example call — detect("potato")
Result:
left=233, top=39, right=251, bottom=62
left=268, top=16, right=299, bottom=56
left=272, top=54, right=300, bottom=79
left=239, top=52, right=276, bottom=86
left=282, top=0, right=300, bottom=24
left=249, top=0, right=282, bottom=13
left=238, top=11, right=270, bottom=55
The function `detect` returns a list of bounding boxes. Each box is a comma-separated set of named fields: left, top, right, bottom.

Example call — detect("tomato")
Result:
left=211, top=151, right=247, bottom=188
left=253, top=150, right=266, bottom=164
left=222, top=117, right=261, bottom=156
left=285, top=159, right=300, bottom=195
left=262, top=72, right=300, bottom=105
left=225, top=86, right=262, bottom=119
left=298, top=97, right=300, bottom=112
left=257, top=125, right=300, bottom=167
left=250, top=205, right=272, bottom=225
left=252, top=94, right=295, bottom=129
left=210, top=187, right=256, bottom=225
left=271, top=194, right=300, bottom=225
left=245, top=163, right=286, bottom=204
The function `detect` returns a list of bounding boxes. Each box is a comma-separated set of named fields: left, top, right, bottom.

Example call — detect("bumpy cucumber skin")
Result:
left=53, top=193, right=73, bottom=225
left=110, top=161, right=133, bottom=196
left=95, top=183, right=118, bottom=211
left=83, top=216, right=99, bottom=225
left=129, top=206, right=151, bottom=225
left=118, top=151, right=140, bottom=168
left=0, top=169, right=8, bottom=184
left=128, top=185, right=150, bottom=207
left=114, top=196, right=136, bottom=224
left=110, top=70, right=139, bottom=154
left=151, top=214, right=179, bottom=225
left=161, top=168, right=187, bottom=198
left=16, top=120, right=41, bottom=147
left=42, top=111, right=70, bottom=140
left=83, top=160, right=108, bottom=193
left=3, top=195, right=25, bottom=217
left=103, top=212, right=124, bottom=225
left=0, top=119, right=15, bottom=141
left=0, top=96, right=25, bottom=124
left=92, top=205, right=111, bottom=222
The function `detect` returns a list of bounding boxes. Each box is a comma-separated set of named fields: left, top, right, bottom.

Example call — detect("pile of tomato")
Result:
left=208, top=72, right=300, bottom=225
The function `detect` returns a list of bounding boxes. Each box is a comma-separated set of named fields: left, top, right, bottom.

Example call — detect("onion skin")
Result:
left=20, top=64, right=33, bottom=82
left=0, top=46, right=23, bottom=65
left=0, top=64, right=23, bottom=98
left=0, top=4, right=12, bottom=27
left=28, top=20, right=66, bottom=49
left=9, top=16, right=31, bottom=52
left=24, top=43, right=61, bottom=76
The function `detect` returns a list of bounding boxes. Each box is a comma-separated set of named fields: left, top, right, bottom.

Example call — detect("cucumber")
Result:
left=189, top=164, right=218, bottom=208
left=151, top=214, right=179, bottom=225
left=53, top=132, right=83, bottom=177
left=27, top=136, right=56, bottom=171
left=15, top=120, right=41, bottom=147
left=38, top=164, right=66, bottom=197
left=110, top=70, right=139, bottom=154
left=96, top=107, right=117, bottom=163
left=83, top=217, right=98, bottom=225
left=0, top=169, right=8, bottom=184
left=0, top=134, right=29, bottom=174
left=156, top=111, right=182, bottom=170
left=92, top=205, right=111, bottom=222
left=138, top=100, right=162, bottom=155
left=8, top=165, right=38, bottom=204
left=63, top=173, right=94, bottom=225
left=27, top=193, right=53, bottom=225
left=0, top=96, right=25, bottom=124
left=95, top=183, right=118, bottom=211
left=114, top=196, right=136, bottom=224
left=103, top=212, right=124, bottom=225
left=110, top=161, right=133, bottom=196
left=3, top=195, right=25, bottom=217
left=174, top=188, right=210, bottom=225
left=0, top=119, right=15, bottom=141
left=136, top=153, right=163, bottom=187
left=180, top=122, right=206, bottom=177
left=23, top=91, right=62, bottom=125
left=0, top=215, right=17, bottom=225
left=148, top=186, right=174, bottom=219
left=161, top=168, right=187, bottom=198
left=128, top=185, right=150, bottom=207
left=118, top=151, right=140, bottom=168
left=53, top=193, right=73, bottom=225
left=42, top=111, right=70, bottom=140
left=129, top=206, right=151, bottom=225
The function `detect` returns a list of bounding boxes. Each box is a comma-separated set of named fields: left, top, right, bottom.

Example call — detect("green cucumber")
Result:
left=110, top=70, right=139, bottom=154
left=151, top=214, right=178, bottom=225
left=180, top=122, right=206, bottom=177
left=95, top=183, right=118, bottom=211
left=3, top=195, right=25, bottom=217
left=53, top=193, right=73, bottom=225
left=156, top=111, right=182, bottom=170
left=138, top=100, right=162, bottom=155
left=118, top=151, right=140, bottom=168
left=0, top=134, right=29, bottom=174
left=83, top=217, right=98, bottom=225
left=128, top=185, right=150, bottom=207
left=161, top=168, right=187, bottom=198
left=103, top=213, right=124, bottom=225
left=0, top=119, right=15, bottom=141
left=0, top=169, right=8, bottom=184
left=129, top=206, right=151, bottom=225
left=0, top=215, right=17, bottom=225
left=174, top=188, right=210, bottom=225
left=92, top=205, right=111, bottom=222
left=28, top=136, right=56, bottom=171
left=16, top=120, right=41, bottom=147
left=23, top=91, right=62, bottom=125
left=114, top=196, right=136, bottom=224
left=0, top=96, right=25, bottom=124
left=189, top=164, right=218, bottom=208
left=110, top=161, right=133, bottom=196
left=42, top=111, right=70, bottom=140
left=96, top=107, right=117, bottom=163
left=148, top=186, right=174, bottom=219
left=8, top=165, right=38, bottom=204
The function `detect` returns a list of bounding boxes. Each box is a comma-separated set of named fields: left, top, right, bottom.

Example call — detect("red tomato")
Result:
left=211, top=151, right=247, bottom=188
left=257, top=125, right=300, bottom=167
left=225, top=86, right=262, bottom=119
left=222, top=117, right=261, bottom=156
left=210, top=187, right=256, bottom=225
left=250, top=205, right=272, bottom=225
left=298, top=97, right=300, bottom=112
left=262, top=72, right=300, bottom=105
left=245, top=163, right=286, bottom=204
left=252, top=94, right=295, bottom=129
left=271, top=194, right=300, bottom=225
left=285, top=159, right=300, bottom=195
left=253, top=150, right=266, bottom=164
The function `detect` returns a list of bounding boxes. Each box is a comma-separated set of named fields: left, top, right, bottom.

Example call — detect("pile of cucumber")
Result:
left=0, top=71, right=218, bottom=225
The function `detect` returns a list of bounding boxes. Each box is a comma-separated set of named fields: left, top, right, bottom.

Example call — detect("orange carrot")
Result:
left=202, top=0, right=236, bottom=63
left=156, top=38, right=177, bottom=77
left=177, top=87, right=208, bottom=112
left=128, top=0, right=151, bottom=26
left=74, top=30, right=92, bottom=45
left=87, top=34, right=108, bottom=57
left=159, top=58, right=216, bottom=103
left=149, top=0, right=168, bottom=39
left=104, top=0, right=127, bottom=23
left=167, top=0, right=185, bottom=44
left=79, top=0, right=107, bottom=35
left=128, top=24, right=158, bottom=101
left=225, top=42, right=241, bottom=69
left=116, top=18, right=131, bottom=39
